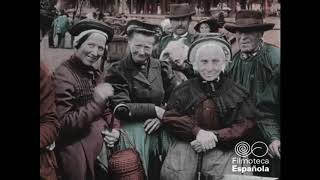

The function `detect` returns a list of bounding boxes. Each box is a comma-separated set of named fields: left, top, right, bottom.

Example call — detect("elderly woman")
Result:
left=53, top=19, right=120, bottom=180
left=160, top=36, right=257, bottom=180
left=104, top=19, right=178, bottom=179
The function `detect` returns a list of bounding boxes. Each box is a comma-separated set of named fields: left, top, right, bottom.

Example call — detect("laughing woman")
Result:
left=53, top=19, right=120, bottom=180
left=160, top=36, right=257, bottom=180
left=104, top=20, right=179, bottom=179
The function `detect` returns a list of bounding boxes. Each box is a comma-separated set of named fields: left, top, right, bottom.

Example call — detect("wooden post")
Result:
left=144, top=0, right=148, bottom=14
left=79, top=0, right=85, bottom=17
left=151, top=0, right=156, bottom=14
left=264, top=0, right=270, bottom=16
left=160, top=0, right=166, bottom=15
left=197, top=0, right=201, bottom=16
left=137, top=0, right=142, bottom=14
left=228, top=0, right=237, bottom=17
left=135, top=0, right=138, bottom=14
left=115, top=0, right=118, bottom=14
left=204, top=0, right=210, bottom=16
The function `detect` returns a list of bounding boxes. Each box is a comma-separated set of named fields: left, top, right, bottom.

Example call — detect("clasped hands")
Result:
left=190, top=129, right=218, bottom=153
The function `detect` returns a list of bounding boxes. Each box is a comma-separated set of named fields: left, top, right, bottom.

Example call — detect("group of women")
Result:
left=49, top=16, right=257, bottom=180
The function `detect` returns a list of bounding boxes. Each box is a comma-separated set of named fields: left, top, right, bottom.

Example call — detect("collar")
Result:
left=240, top=41, right=264, bottom=60
left=125, top=54, right=160, bottom=72
left=128, top=54, right=150, bottom=69
left=198, top=73, right=225, bottom=97
left=69, top=55, right=100, bottom=77
left=201, top=76, right=220, bottom=84
left=173, top=32, right=188, bottom=39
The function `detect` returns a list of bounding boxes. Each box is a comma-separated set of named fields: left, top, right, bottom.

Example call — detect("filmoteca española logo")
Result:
left=232, top=141, right=270, bottom=173
left=235, top=141, right=269, bottom=157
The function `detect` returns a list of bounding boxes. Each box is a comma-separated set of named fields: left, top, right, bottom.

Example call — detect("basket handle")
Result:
left=118, top=129, right=137, bottom=150
left=105, top=108, right=137, bottom=151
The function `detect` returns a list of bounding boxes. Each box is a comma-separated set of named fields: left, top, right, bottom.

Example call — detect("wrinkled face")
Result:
left=236, top=31, right=262, bottom=53
left=128, top=33, right=155, bottom=64
left=170, top=16, right=191, bottom=35
left=75, top=33, right=107, bottom=66
left=199, top=23, right=210, bottom=33
left=196, top=45, right=227, bottom=81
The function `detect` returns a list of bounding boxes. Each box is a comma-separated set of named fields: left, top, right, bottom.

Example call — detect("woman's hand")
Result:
left=196, top=129, right=218, bottom=151
left=101, top=129, right=120, bottom=148
left=93, top=83, right=114, bottom=105
left=144, top=118, right=161, bottom=134
left=190, top=140, right=204, bottom=153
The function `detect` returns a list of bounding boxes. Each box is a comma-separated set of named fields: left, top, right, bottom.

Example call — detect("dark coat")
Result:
left=104, top=54, right=178, bottom=121
left=103, top=54, right=179, bottom=179
left=227, top=43, right=280, bottom=143
left=163, top=74, right=257, bottom=148
left=53, top=56, right=119, bottom=180
left=227, top=43, right=280, bottom=104
left=256, top=67, right=280, bottom=144
left=40, top=62, right=60, bottom=180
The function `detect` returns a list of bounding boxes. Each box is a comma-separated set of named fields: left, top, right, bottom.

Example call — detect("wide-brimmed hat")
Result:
left=188, top=35, right=232, bottom=68
left=194, top=18, right=220, bottom=33
left=69, top=19, right=114, bottom=43
left=166, top=3, right=196, bottom=19
left=224, top=10, right=275, bottom=33
left=125, top=19, right=162, bottom=38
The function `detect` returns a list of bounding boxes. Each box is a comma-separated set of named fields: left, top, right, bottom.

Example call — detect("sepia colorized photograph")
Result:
left=40, top=0, right=280, bottom=180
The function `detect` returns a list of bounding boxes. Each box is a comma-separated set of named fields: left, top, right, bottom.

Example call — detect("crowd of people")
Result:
left=41, top=1, right=280, bottom=180
left=47, top=7, right=107, bottom=49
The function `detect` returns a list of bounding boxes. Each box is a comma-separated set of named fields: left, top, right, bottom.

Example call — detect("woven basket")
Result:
left=108, top=130, right=145, bottom=180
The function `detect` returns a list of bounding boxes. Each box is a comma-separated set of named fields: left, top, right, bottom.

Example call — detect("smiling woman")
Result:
left=160, top=35, right=257, bottom=180
left=52, top=19, right=120, bottom=180
left=195, top=43, right=228, bottom=81
left=104, top=19, right=180, bottom=180
left=74, top=32, right=107, bottom=66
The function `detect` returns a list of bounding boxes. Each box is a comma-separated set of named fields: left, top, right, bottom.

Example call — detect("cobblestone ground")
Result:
left=40, top=16, right=280, bottom=74
left=40, top=34, right=74, bottom=74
